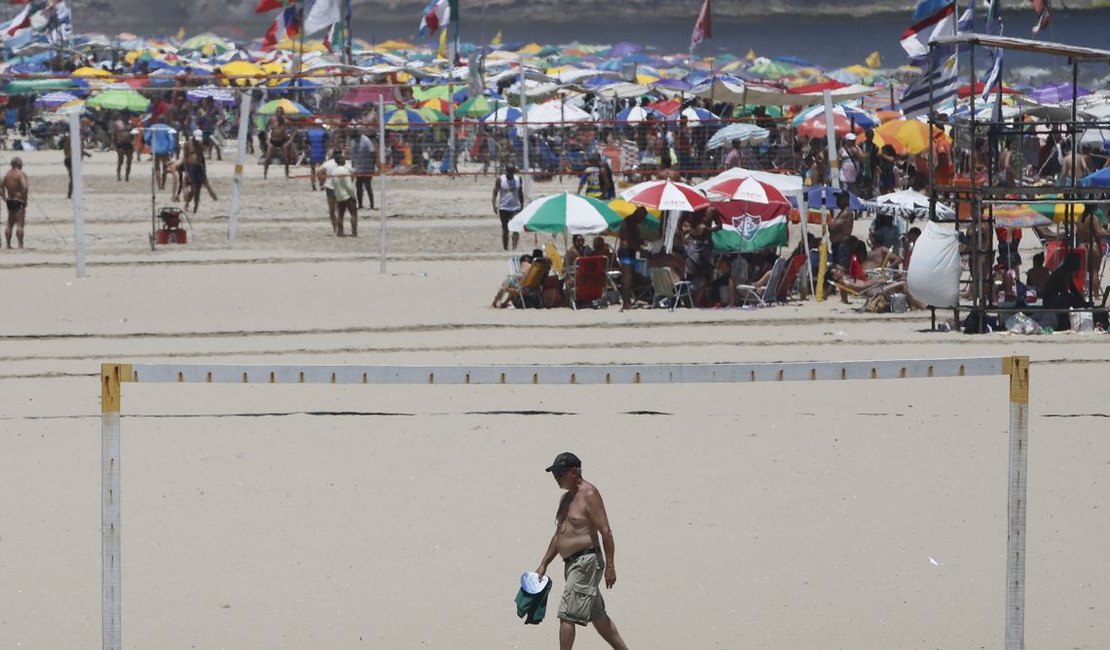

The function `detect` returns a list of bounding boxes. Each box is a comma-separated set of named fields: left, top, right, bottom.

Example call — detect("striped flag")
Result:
left=261, top=5, right=298, bottom=50
left=4, top=1, right=33, bottom=37
left=900, top=51, right=959, bottom=118
left=418, top=0, right=456, bottom=38
left=900, top=0, right=956, bottom=62
left=980, top=0, right=1004, bottom=103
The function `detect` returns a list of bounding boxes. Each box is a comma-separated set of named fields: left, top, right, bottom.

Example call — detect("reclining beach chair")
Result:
left=650, top=266, right=693, bottom=311
left=735, top=257, right=785, bottom=308
left=516, top=259, right=553, bottom=309
left=568, top=255, right=607, bottom=310
left=773, top=254, right=809, bottom=303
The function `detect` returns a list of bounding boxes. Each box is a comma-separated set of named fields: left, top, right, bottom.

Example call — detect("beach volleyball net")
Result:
left=99, top=356, right=1031, bottom=650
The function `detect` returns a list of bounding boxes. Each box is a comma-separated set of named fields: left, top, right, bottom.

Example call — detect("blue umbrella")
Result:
left=1081, top=167, right=1110, bottom=188
left=34, top=91, right=80, bottom=108
left=383, top=108, right=430, bottom=130
left=668, top=106, right=720, bottom=125
left=789, top=186, right=865, bottom=211
left=616, top=105, right=662, bottom=123
left=481, top=106, right=521, bottom=124
left=706, top=123, right=770, bottom=149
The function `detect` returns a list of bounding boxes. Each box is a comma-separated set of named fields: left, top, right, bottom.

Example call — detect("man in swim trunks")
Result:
left=535, top=453, right=631, bottom=650
left=182, top=130, right=216, bottom=213
left=111, top=111, right=134, bottom=182
left=264, top=107, right=293, bottom=179
left=1, top=157, right=29, bottom=249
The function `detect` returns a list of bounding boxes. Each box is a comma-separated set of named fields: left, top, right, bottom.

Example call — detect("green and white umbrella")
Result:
left=507, top=193, right=622, bottom=235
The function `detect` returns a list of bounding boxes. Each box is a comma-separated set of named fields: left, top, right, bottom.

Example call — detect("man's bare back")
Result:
left=3, top=168, right=28, bottom=202
left=556, top=481, right=602, bottom=558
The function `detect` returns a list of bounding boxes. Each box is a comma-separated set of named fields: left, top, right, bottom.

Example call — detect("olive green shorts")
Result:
left=558, top=552, right=607, bottom=625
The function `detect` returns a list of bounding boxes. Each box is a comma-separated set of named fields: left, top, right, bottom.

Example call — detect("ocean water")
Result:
left=360, top=8, right=1110, bottom=73
left=105, top=7, right=1109, bottom=80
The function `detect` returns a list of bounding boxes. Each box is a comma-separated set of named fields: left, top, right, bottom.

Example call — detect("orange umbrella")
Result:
left=872, top=119, right=950, bottom=156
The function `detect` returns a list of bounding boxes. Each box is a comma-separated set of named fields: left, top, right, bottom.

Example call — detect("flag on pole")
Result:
left=900, top=0, right=955, bottom=61
left=1031, top=0, right=1051, bottom=34
left=261, top=5, right=298, bottom=50
left=956, top=0, right=975, bottom=32
left=865, top=51, right=882, bottom=68
left=418, top=0, right=456, bottom=38
left=980, top=0, right=1004, bottom=103
left=491, top=30, right=502, bottom=46
left=689, top=0, right=711, bottom=53
left=900, top=50, right=959, bottom=117
left=255, top=0, right=288, bottom=13
left=323, top=20, right=344, bottom=52
left=46, top=0, right=72, bottom=43
left=436, top=27, right=447, bottom=59
left=5, top=1, right=33, bottom=37
left=303, top=0, right=339, bottom=35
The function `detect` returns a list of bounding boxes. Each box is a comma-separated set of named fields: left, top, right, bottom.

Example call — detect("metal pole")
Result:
left=379, top=95, right=387, bottom=274
left=519, top=56, right=531, bottom=203
left=969, top=43, right=984, bottom=328
left=1004, top=355, right=1030, bottom=650
left=448, top=80, right=456, bottom=175
left=822, top=89, right=839, bottom=189
left=101, top=363, right=130, bottom=650
left=228, top=90, right=252, bottom=240
left=68, top=109, right=86, bottom=277
left=343, top=0, right=352, bottom=67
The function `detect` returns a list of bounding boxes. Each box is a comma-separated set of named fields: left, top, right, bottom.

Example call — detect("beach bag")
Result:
left=907, top=221, right=961, bottom=308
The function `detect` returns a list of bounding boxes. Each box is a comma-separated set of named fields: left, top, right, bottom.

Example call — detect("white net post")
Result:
left=100, top=364, right=128, bottom=650
left=227, top=89, right=253, bottom=241
left=68, top=110, right=86, bottom=277
left=1005, top=356, right=1030, bottom=650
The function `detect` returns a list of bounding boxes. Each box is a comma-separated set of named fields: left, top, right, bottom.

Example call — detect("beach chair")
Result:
left=544, top=241, right=565, bottom=277
left=568, top=256, right=607, bottom=309
left=650, top=267, right=693, bottom=311
left=735, top=257, right=786, bottom=308
left=516, top=259, right=552, bottom=309
left=773, top=254, right=809, bottom=303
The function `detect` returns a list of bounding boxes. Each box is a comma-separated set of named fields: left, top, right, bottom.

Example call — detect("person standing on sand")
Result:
left=535, top=453, right=631, bottom=650
left=493, top=162, right=523, bottom=251
left=331, top=151, right=357, bottom=237
left=1, top=157, right=29, bottom=249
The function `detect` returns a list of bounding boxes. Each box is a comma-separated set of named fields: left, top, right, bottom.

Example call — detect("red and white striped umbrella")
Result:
left=701, top=175, right=790, bottom=206
left=620, top=180, right=710, bottom=212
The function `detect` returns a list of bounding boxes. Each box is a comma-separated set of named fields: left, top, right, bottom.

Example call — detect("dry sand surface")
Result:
left=1, top=149, right=1108, bottom=649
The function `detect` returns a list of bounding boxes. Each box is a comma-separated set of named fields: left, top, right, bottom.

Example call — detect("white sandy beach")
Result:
left=0, top=148, right=1108, bottom=649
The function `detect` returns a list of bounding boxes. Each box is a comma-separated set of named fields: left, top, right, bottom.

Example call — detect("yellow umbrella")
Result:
left=72, top=66, right=112, bottom=78
left=519, top=42, right=543, bottom=54
left=273, top=37, right=328, bottom=54
left=219, top=60, right=265, bottom=86
left=375, top=39, right=413, bottom=51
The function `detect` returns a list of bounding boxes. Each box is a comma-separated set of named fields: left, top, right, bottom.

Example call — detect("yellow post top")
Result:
left=101, top=363, right=133, bottom=413
left=1003, top=356, right=1030, bottom=405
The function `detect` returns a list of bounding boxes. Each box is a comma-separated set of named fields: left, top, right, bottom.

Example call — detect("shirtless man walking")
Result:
left=536, top=453, right=631, bottom=650
left=110, top=111, right=134, bottom=182
left=264, top=107, right=293, bottom=179
left=1, top=157, right=29, bottom=249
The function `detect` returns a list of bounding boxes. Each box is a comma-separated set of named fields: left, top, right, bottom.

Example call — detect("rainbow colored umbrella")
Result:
left=257, top=98, right=312, bottom=117
left=383, top=108, right=429, bottom=131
